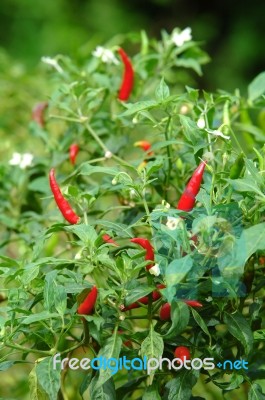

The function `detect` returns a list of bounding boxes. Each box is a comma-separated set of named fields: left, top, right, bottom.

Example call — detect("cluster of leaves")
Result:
left=1, top=29, right=265, bottom=400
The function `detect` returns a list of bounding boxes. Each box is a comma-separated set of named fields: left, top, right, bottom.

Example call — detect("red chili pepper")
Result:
left=49, top=168, right=80, bottom=224
left=184, top=300, right=203, bottom=308
left=77, top=286, right=98, bottom=315
left=160, top=302, right=171, bottom=320
left=177, top=161, right=206, bottom=211
left=130, top=238, right=154, bottom=270
left=121, top=284, right=166, bottom=312
left=152, top=284, right=166, bottom=301
left=118, top=330, right=133, bottom=348
left=160, top=300, right=202, bottom=320
left=102, top=234, right=119, bottom=247
left=121, top=295, right=149, bottom=311
left=69, top=144, right=79, bottom=165
left=32, top=101, right=48, bottom=127
left=174, top=346, right=191, bottom=362
left=118, top=48, right=134, bottom=101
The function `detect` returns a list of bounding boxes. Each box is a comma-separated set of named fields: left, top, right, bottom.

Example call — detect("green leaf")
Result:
left=254, top=329, right=265, bottom=340
left=21, top=263, right=40, bottom=285
left=227, top=177, right=264, bottom=196
left=54, top=285, right=67, bottom=315
left=94, top=219, right=133, bottom=237
left=22, top=311, right=59, bottom=325
left=0, top=360, right=20, bottom=371
left=89, top=376, right=116, bottom=400
left=234, top=122, right=265, bottom=141
left=248, top=383, right=265, bottom=400
left=140, top=326, right=164, bottom=384
left=44, top=271, right=57, bottom=312
left=29, top=366, right=49, bottom=400
left=165, top=370, right=198, bottom=400
left=95, top=334, right=123, bottom=389
left=79, top=164, right=118, bottom=177
left=155, top=78, right=170, bottom=102
left=213, top=372, right=244, bottom=390
left=35, top=357, right=61, bottom=400
left=119, top=100, right=157, bottom=117
left=224, top=311, right=253, bottom=354
left=165, top=255, right=193, bottom=286
left=124, top=285, right=154, bottom=306
left=142, top=384, right=162, bottom=400
left=248, top=72, right=265, bottom=102
left=191, top=308, right=211, bottom=341
left=28, top=177, right=50, bottom=194
left=179, top=115, right=201, bottom=143
left=176, top=58, right=202, bottom=76
left=218, top=223, right=265, bottom=279
left=163, top=301, right=190, bottom=339
left=195, top=189, right=211, bottom=214
left=65, top=224, right=97, bottom=245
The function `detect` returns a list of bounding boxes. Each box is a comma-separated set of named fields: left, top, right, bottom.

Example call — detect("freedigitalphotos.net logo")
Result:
left=52, top=354, right=248, bottom=375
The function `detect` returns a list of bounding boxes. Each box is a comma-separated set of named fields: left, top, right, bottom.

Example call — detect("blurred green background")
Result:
left=1, top=0, right=265, bottom=92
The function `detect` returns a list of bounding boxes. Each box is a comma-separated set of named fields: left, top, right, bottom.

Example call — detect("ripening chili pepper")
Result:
left=69, top=144, right=79, bottom=165
left=32, top=101, right=48, bottom=127
left=134, top=141, right=154, bottom=156
left=152, top=284, right=166, bottom=301
left=118, top=48, right=134, bottom=101
left=130, top=238, right=154, bottom=270
left=229, top=154, right=244, bottom=179
left=77, top=286, right=98, bottom=315
left=177, top=161, right=207, bottom=211
left=102, top=234, right=119, bottom=246
left=49, top=168, right=80, bottom=224
left=174, top=346, right=191, bottom=362
left=184, top=300, right=203, bottom=308
left=134, top=140, right=151, bottom=152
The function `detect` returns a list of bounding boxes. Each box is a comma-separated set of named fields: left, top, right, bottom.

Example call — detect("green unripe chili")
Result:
left=229, top=154, right=244, bottom=179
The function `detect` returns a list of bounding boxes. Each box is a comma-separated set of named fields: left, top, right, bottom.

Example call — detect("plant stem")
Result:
left=164, top=115, right=172, bottom=198
left=4, top=342, right=52, bottom=356
left=85, top=122, right=109, bottom=153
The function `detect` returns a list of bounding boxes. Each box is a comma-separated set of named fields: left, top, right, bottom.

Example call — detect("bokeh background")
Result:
left=1, top=0, right=265, bottom=92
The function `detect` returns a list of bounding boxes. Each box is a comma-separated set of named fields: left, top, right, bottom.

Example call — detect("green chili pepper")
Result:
left=229, top=154, right=244, bottom=179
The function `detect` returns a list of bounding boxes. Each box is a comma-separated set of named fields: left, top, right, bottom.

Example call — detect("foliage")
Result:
left=1, top=28, right=265, bottom=399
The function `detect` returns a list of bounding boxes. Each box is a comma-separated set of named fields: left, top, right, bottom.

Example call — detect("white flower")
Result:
left=74, top=250, right=82, bottom=260
left=205, top=128, right=230, bottom=140
left=104, top=150, right=113, bottom=159
left=205, top=296, right=213, bottom=302
left=149, top=263, right=161, bottom=276
left=197, top=116, right=206, bottom=129
left=9, top=152, right=33, bottom=169
left=92, top=46, right=119, bottom=65
left=166, top=216, right=182, bottom=230
left=112, top=178, right=118, bottom=185
left=172, top=27, right=192, bottom=47
left=41, top=56, right=63, bottom=73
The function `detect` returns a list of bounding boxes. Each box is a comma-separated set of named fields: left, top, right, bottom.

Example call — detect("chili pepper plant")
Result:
left=1, top=28, right=265, bottom=400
